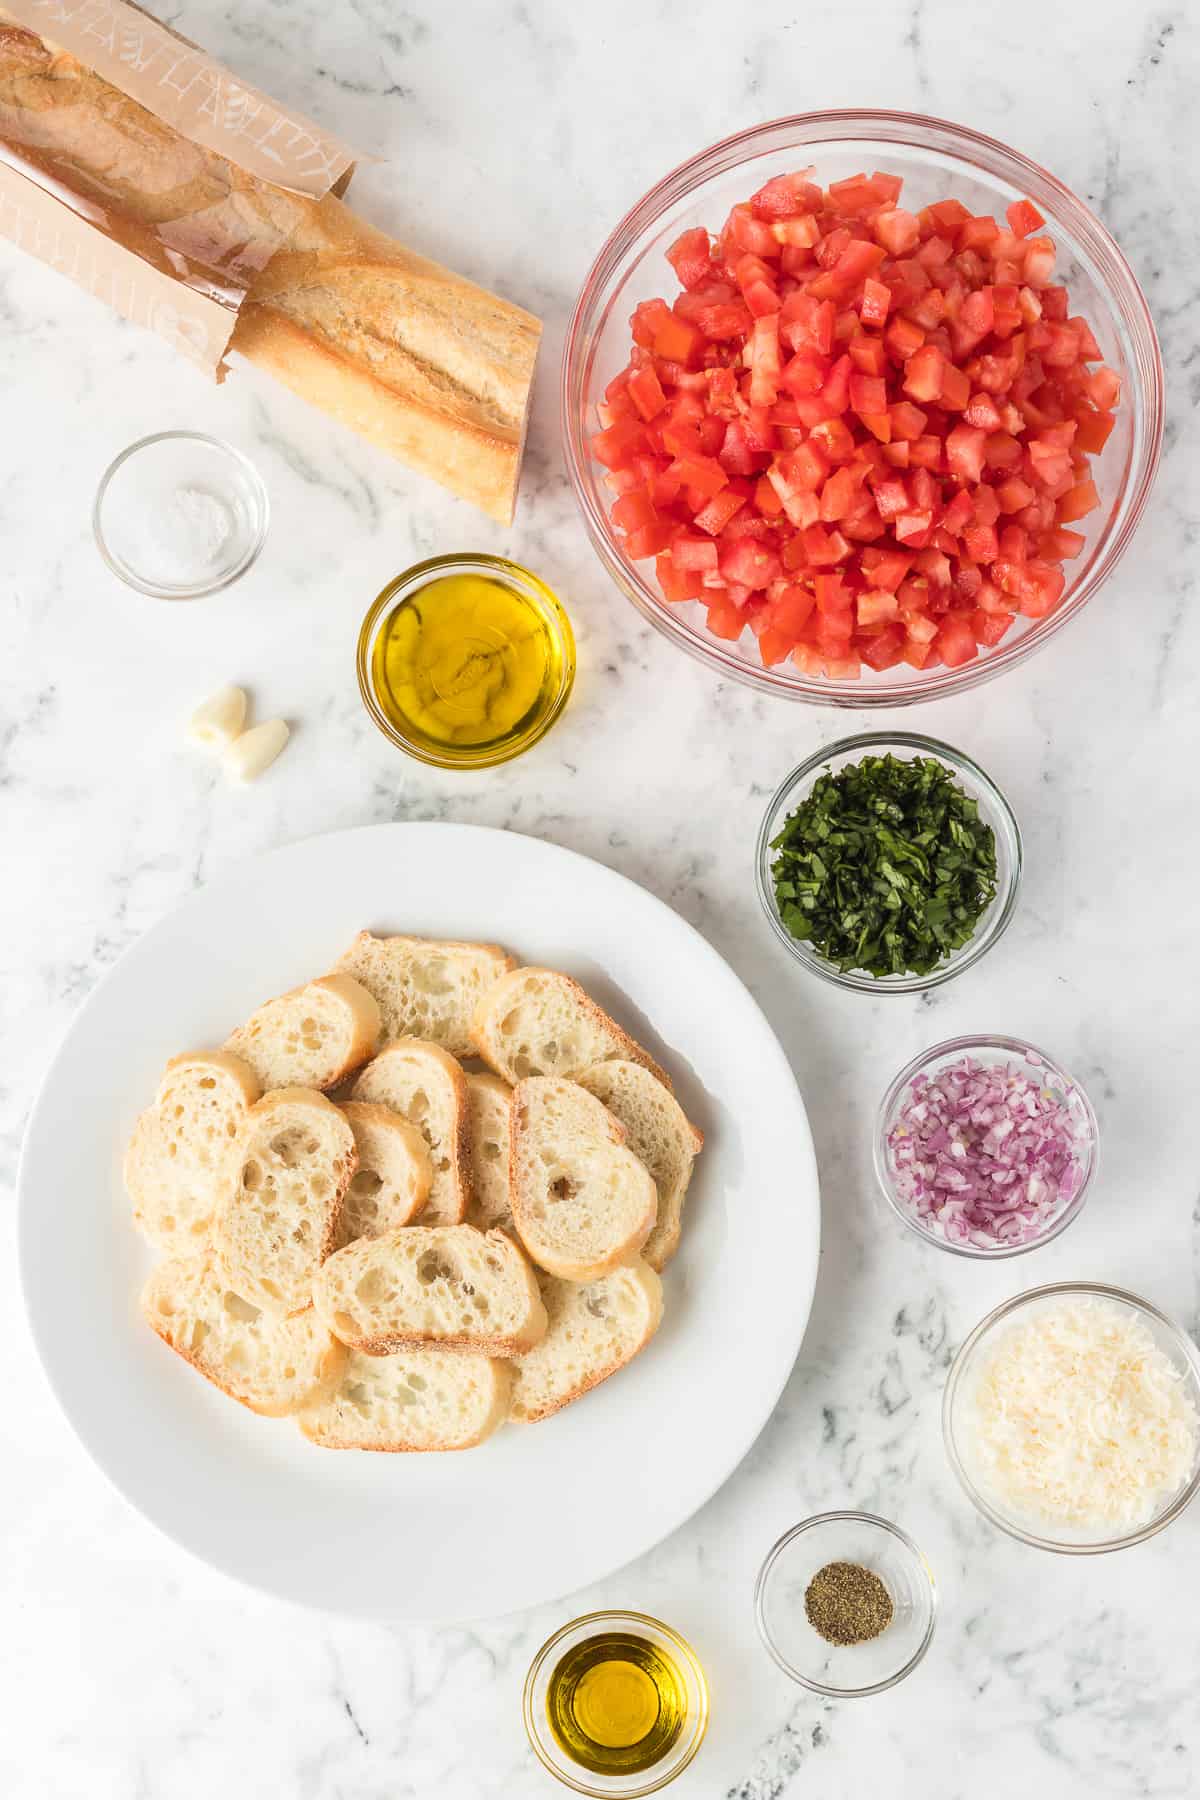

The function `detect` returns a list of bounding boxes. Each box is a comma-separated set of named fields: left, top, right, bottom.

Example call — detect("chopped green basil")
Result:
left=770, top=753, right=998, bottom=979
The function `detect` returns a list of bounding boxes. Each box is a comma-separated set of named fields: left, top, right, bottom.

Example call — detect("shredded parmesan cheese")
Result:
left=966, top=1297, right=1199, bottom=1532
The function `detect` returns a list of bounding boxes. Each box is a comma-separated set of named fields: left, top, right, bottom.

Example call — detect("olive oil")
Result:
left=369, top=570, right=568, bottom=763
left=545, top=1631, right=688, bottom=1777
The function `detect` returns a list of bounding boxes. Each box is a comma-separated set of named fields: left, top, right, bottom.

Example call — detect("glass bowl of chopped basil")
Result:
left=756, top=733, right=1021, bottom=991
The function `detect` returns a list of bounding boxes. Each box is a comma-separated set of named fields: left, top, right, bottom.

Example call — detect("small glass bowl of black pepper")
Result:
left=755, top=1512, right=936, bottom=1697
left=755, top=732, right=1022, bottom=993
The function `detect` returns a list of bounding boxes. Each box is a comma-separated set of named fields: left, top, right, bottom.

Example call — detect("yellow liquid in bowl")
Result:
left=370, top=572, right=567, bottom=763
left=545, top=1631, right=688, bottom=1777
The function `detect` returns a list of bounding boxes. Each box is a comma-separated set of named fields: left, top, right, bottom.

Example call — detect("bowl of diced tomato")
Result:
left=561, top=111, right=1163, bottom=702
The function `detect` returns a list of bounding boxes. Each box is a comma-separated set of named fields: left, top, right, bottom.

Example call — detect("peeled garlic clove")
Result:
left=225, top=718, right=289, bottom=783
left=188, top=683, right=247, bottom=750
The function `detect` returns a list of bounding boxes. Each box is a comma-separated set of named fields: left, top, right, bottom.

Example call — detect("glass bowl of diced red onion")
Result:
left=874, top=1034, right=1098, bottom=1257
left=561, top=110, right=1163, bottom=705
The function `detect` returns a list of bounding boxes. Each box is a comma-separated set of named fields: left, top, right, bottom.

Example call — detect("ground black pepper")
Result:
left=804, top=1560, right=894, bottom=1646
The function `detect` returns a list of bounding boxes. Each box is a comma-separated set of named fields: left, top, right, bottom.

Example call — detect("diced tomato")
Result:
left=751, top=171, right=823, bottom=219
left=972, top=607, right=1015, bottom=646
left=1054, top=479, right=1099, bottom=524
left=936, top=616, right=978, bottom=666
left=860, top=277, right=892, bottom=328
left=627, top=366, right=668, bottom=422
left=946, top=424, right=987, bottom=483
left=1006, top=198, right=1045, bottom=240
left=849, top=372, right=888, bottom=415
left=874, top=208, right=921, bottom=255
left=666, top=227, right=714, bottom=290
left=693, top=490, right=748, bottom=535
left=903, top=345, right=946, bottom=402
left=591, top=416, right=646, bottom=468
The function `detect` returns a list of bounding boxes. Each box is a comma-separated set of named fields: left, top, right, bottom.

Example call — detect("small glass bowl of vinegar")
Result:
left=356, top=553, right=576, bottom=769
left=524, top=1611, right=709, bottom=1796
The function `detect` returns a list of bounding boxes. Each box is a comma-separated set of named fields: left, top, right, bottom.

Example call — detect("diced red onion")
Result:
left=886, top=1054, right=1088, bottom=1249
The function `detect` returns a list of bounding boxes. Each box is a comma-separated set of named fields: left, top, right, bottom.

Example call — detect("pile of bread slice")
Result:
left=129, top=933, right=702, bottom=1452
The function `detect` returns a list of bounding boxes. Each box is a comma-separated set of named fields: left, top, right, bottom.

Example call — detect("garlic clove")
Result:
left=188, top=683, right=247, bottom=750
left=224, top=718, right=290, bottom=782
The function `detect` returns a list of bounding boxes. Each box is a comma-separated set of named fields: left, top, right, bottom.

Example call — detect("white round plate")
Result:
left=19, top=824, right=819, bottom=1621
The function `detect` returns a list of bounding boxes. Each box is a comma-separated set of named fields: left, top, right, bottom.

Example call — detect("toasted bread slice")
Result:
left=350, top=1040, right=471, bottom=1224
left=336, top=1100, right=431, bottom=1246
left=213, top=1088, right=357, bottom=1317
left=464, top=1071, right=514, bottom=1232
left=224, top=973, right=380, bottom=1093
left=142, top=1254, right=346, bottom=1416
left=471, top=966, right=669, bottom=1088
left=299, top=1347, right=512, bottom=1452
left=313, top=1224, right=547, bottom=1355
left=334, top=931, right=516, bottom=1057
left=509, top=1077, right=657, bottom=1281
left=510, top=1262, right=663, bottom=1423
left=125, top=1050, right=261, bottom=1256
left=575, top=1062, right=702, bottom=1271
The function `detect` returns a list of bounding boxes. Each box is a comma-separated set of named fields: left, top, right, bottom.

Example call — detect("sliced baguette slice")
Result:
left=125, top=1050, right=261, bottom=1256
left=471, top=967, right=669, bottom=1088
left=575, top=1061, right=703, bottom=1271
left=224, top=973, right=380, bottom=1093
left=464, top=1071, right=514, bottom=1232
left=299, top=1347, right=512, bottom=1452
left=313, top=1224, right=546, bottom=1355
left=337, top=1101, right=432, bottom=1246
left=213, top=1088, right=357, bottom=1318
left=509, top=1262, right=664, bottom=1423
left=334, top=932, right=516, bottom=1057
left=509, top=1077, right=657, bottom=1282
left=142, top=1255, right=346, bottom=1417
left=350, top=1040, right=471, bottom=1225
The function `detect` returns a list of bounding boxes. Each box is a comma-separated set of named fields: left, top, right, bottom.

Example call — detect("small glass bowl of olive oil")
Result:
left=524, top=1611, right=708, bottom=1796
left=357, top=553, right=576, bottom=769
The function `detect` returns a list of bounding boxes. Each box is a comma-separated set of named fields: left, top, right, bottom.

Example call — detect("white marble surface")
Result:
left=2, top=1, right=1198, bottom=1794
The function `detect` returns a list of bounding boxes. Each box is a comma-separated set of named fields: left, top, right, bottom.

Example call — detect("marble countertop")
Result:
left=3, top=1, right=1198, bottom=1795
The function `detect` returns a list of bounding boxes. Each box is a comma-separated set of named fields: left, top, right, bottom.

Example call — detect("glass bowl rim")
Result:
left=943, top=1279, right=1200, bottom=1552
left=753, top=1509, right=937, bottom=1697
left=92, top=429, right=269, bottom=600
left=754, top=730, right=1023, bottom=993
left=355, top=551, right=576, bottom=770
left=522, top=1607, right=709, bottom=1797
left=561, top=106, right=1165, bottom=707
left=873, top=1032, right=1099, bottom=1258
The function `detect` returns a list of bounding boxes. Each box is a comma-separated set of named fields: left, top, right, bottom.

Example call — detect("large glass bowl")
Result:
left=562, top=111, right=1163, bottom=706
left=943, top=1282, right=1200, bottom=1552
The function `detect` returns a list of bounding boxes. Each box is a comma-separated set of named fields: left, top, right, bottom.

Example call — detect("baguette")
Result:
left=336, top=1100, right=431, bottom=1246
left=213, top=1087, right=357, bottom=1318
left=0, top=23, right=540, bottom=523
left=509, top=1077, right=657, bottom=1282
left=334, top=932, right=516, bottom=1057
left=575, top=1062, right=703, bottom=1270
left=510, top=1262, right=663, bottom=1423
left=312, top=1223, right=547, bottom=1356
left=300, top=1346, right=511, bottom=1452
left=142, top=1255, right=345, bottom=1418
left=351, top=1040, right=471, bottom=1225
left=472, top=967, right=669, bottom=1088
left=225, top=973, right=380, bottom=1093
left=125, top=1049, right=260, bottom=1256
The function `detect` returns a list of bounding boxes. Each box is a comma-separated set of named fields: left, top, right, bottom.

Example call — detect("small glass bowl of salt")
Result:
left=94, top=431, right=268, bottom=599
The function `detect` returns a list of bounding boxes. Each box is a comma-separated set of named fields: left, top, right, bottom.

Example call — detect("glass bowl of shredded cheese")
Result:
left=944, top=1282, right=1200, bottom=1552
